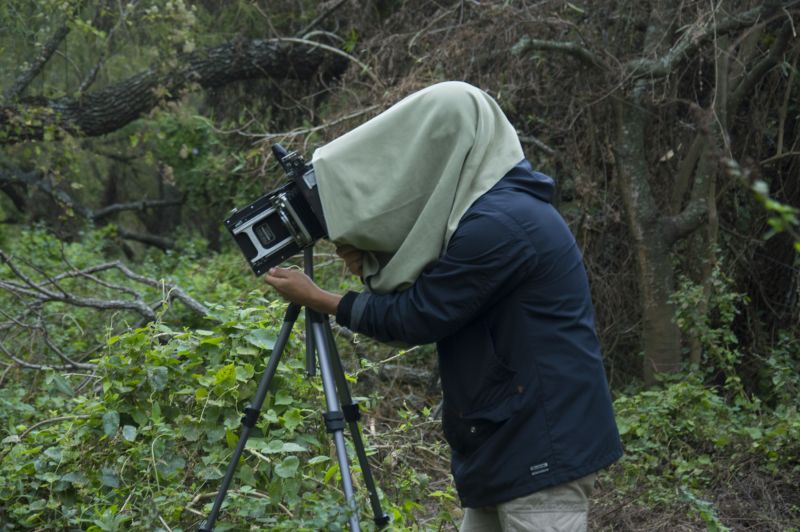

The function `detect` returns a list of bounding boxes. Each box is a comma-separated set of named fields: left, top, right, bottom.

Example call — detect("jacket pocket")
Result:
left=442, top=392, right=523, bottom=456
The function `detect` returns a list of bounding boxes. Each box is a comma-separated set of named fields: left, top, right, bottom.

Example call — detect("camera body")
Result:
left=224, top=145, right=327, bottom=276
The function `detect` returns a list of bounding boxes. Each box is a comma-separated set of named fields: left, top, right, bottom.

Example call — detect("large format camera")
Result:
left=224, top=145, right=327, bottom=276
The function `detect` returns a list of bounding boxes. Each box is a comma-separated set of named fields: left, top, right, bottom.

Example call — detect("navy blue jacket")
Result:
left=336, top=160, right=622, bottom=507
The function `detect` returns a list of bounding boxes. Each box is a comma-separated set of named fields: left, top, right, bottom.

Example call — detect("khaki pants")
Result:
left=459, top=474, right=596, bottom=532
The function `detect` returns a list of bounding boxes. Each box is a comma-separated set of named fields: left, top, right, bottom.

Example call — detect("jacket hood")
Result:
left=493, top=159, right=555, bottom=204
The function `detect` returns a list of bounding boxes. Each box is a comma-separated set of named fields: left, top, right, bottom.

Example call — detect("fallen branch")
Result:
left=117, top=228, right=176, bottom=251
left=0, top=165, right=182, bottom=251
left=0, top=38, right=348, bottom=144
left=0, top=341, right=79, bottom=371
left=93, top=199, right=183, bottom=222
left=0, top=251, right=210, bottom=319
left=512, top=36, right=607, bottom=71
left=18, top=414, right=91, bottom=439
left=518, top=132, right=557, bottom=156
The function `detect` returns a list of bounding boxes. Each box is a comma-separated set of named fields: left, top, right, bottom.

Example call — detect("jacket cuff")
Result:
left=336, top=291, right=358, bottom=328
left=336, top=291, right=370, bottom=331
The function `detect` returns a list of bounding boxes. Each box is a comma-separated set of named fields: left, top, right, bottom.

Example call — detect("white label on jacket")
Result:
left=529, top=462, right=550, bottom=476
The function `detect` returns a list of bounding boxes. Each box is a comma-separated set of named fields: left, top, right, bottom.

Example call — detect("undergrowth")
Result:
left=1, top=230, right=798, bottom=530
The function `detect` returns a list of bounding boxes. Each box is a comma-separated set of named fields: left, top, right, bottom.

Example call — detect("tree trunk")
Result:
left=615, top=95, right=683, bottom=384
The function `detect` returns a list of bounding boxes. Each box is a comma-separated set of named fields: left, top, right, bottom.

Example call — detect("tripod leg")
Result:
left=305, top=310, right=316, bottom=376
left=322, top=322, right=390, bottom=529
left=309, top=312, right=361, bottom=532
left=199, top=303, right=302, bottom=532
left=304, top=252, right=317, bottom=377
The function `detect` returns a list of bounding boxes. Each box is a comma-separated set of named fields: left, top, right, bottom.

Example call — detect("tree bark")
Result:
left=614, top=95, right=684, bottom=383
left=0, top=38, right=348, bottom=144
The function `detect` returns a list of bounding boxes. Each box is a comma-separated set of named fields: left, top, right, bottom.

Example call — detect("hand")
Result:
left=336, top=244, right=364, bottom=276
left=264, top=267, right=341, bottom=315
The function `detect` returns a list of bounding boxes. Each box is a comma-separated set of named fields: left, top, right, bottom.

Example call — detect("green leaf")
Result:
left=37, top=471, right=60, bottom=483
left=61, top=471, right=89, bottom=486
left=44, top=447, right=63, bottom=461
left=200, top=335, right=224, bottom=346
left=182, top=423, right=202, bottom=442
left=225, top=429, right=238, bottom=447
left=197, top=465, right=223, bottom=480
left=147, top=366, right=169, bottom=391
left=195, top=387, right=208, bottom=401
left=29, top=499, right=46, bottom=511
left=238, top=464, right=257, bottom=486
left=264, top=439, right=286, bottom=454
left=122, top=425, right=137, bottom=442
left=282, top=442, right=306, bottom=453
left=99, top=468, right=120, bottom=488
left=102, top=411, right=120, bottom=437
left=206, top=426, right=225, bottom=442
left=156, top=455, right=185, bottom=479
left=282, top=408, right=303, bottom=432
left=151, top=402, right=162, bottom=423
left=323, top=463, right=339, bottom=483
left=274, top=389, right=294, bottom=406
left=263, top=409, right=279, bottom=424
left=244, top=329, right=275, bottom=351
left=48, top=372, right=74, bottom=396
left=130, top=408, right=148, bottom=426
left=235, top=363, right=254, bottom=382
left=246, top=438, right=269, bottom=451
left=274, top=456, right=299, bottom=479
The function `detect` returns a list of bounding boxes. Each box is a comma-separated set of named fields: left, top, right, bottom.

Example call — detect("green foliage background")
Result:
left=0, top=1, right=799, bottom=530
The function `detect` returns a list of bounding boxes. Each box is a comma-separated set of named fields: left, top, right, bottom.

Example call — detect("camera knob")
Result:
left=229, top=207, right=238, bottom=215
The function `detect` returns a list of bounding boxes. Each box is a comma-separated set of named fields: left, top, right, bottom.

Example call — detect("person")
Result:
left=264, top=81, right=622, bottom=531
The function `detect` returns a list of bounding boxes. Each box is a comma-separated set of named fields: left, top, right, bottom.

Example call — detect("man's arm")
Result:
left=336, top=211, right=536, bottom=345
left=266, top=210, right=537, bottom=345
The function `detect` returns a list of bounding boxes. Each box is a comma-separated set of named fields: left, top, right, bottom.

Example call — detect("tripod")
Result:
left=199, top=249, right=389, bottom=531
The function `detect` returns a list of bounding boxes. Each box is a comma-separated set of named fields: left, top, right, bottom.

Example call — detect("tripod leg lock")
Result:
left=323, top=411, right=345, bottom=432
left=241, top=406, right=259, bottom=428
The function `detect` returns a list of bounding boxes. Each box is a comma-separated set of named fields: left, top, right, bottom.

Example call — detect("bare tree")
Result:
left=514, top=1, right=799, bottom=382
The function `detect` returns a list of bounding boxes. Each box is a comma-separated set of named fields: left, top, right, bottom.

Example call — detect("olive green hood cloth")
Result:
left=312, top=81, right=524, bottom=294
